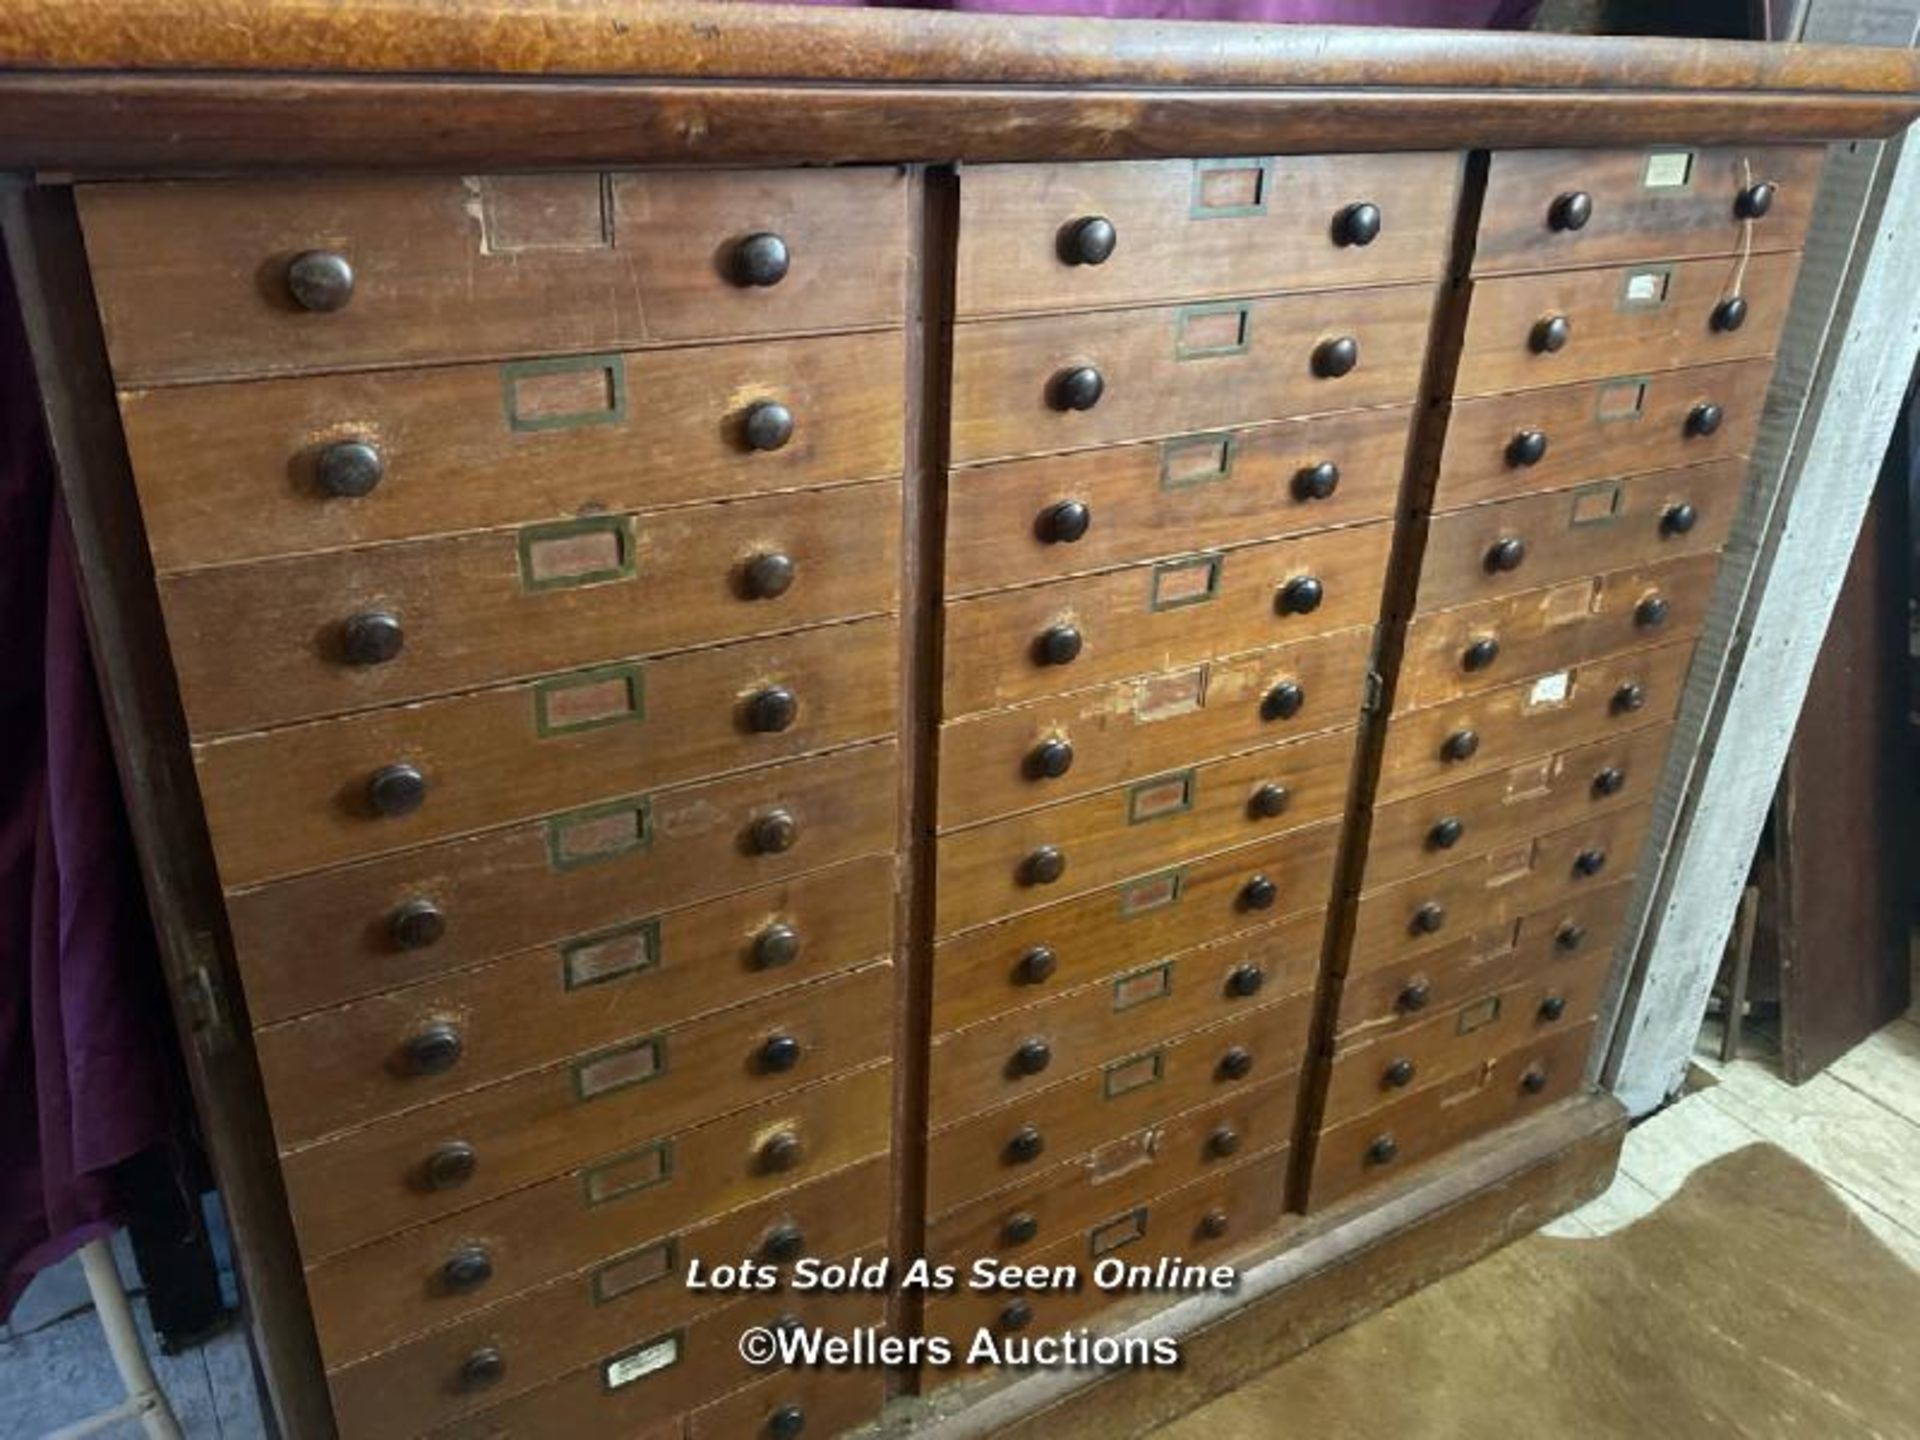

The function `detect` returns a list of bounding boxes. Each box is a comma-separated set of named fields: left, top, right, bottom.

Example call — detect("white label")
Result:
left=1624, top=271, right=1667, bottom=304
left=604, top=1335, right=680, bottom=1390
left=1643, top=151, right=1695, bottom=189
left=1528, top=671, right=1572, bottom=707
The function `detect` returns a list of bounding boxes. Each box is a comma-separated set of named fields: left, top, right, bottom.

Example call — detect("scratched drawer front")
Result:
left=945, top=405, right=1410, bottom=596
left=1361, top=725, right=1673, bottom=892
left=927, top=1074, right=1299, bottom=1266
left=1472, top=146, right=1821, bottom=275
left=957, top=154, right=1460, bottom=316
left=1434, top=359, right=1772, bottom=512
left=1334, top=881, right=1632, bottom=1048
left=951, top=286, right=1434, bottom=465
left=936, top=629, right=1373, bottom=833
left=303, top=1061, right=891, bottom=1367
left=925, top=997, right=1312, bottom=1216
left=1455, top=250, right=1798, bottom=398
left=931, top=830, right=1338, bottom=1035
left=199, top=617, right=899, bottom=888
left=78, top=170, right=909, bottom=384
left=1396, top=554, right=1719, bottom=712
left=1376, top=640, right=1693, bottom=803
left=930, top=926, right=1316, bottom=1128
left=324, top=1155, right=887, bottom=1439
left=162, top=479, right=899, bottom=737
left=281, top=962, right=892, bottom=1261
left=226, top=743, right=897, bottom=1012
left=120, top=332, right=905, bottom=573
left=942, top=521, right=1392, bottom=718
left=1413, top=461, right=1741, bottom=615
left=1348, top=804, right=1652, bottom=976
left=935, top=728, right=1357, bottom=936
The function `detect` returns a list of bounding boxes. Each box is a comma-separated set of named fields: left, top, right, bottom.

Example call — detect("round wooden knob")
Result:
left=1635, top=595, right=1670, bottom=629
left=460, top=1346, right=507, bottom=1391
left=1059, top=215, right=1118, bottom=266
left=1002, top=1212, right=1039, bottom=1245
left=1295, top=460, right=1341, bottom=501
left=1410, top=901, right=1447, bottom=935
left=1612, top=682, right=1647, bottom=714
left=317, top=439, right=384, bottom=498
left=1506, top=429, right=1549, bottom=468
left=1712, top=296, right=1749, bottom=333
left=1367, top=1134, right=1400, bottom=1166
left=747, top=686, right=798, bottom=734
left=1687, top=402, right=1724, bottom=437
left=341, top=610, right=404, bottom=666
left=1334, top=201, right=1383, bottom=247
left=286, top=250, right=355, bottom=312
left=1539, top=994, right=1568, bottom=1022
left=1226, top=963, right=1266, bottom=998
left=1218, top=1046, right=1254, bottom=1081
left=759, top=1033, right=803, bottom=1073
left=753, top=922, right=801, bottom=970
left=1006, top=1125, right=1045, bottom=1164
left=761, top=1221, right=806, bottom=1262
left=1531, top=313, right=1572, bottom=354
left=1485, top=536, right=1527, bottom=574
left=1022, top=846, right=1066, bottom=887
left=1278, top=576, right=1324, bottom=615
left=1262, top=680, right=1306, bottom=721
left=1397, top=978, right=1432, bottom=1013
left=441, top=1245, right=493, bottom=1293
left=1000, top=1299, right=1034, bottom=1333
left=1028, top=737, right=1074, bottom=780
left=1012, top=1038, right=1053, bottom=1076
left=1593, top=766, right=1627, bottom=797
left=1383, top=1057, right=1416, bottom=1088
left=368, top=762, right=426, bottom=818
left=1241, top=874, right=1278, bottom=911
left=1017, top=946, right=1057, bottom=985
left=1549, top=190, right=1593, bottom=231
left=759, top=1130, right=803, bottom=1173
left=389, top=898, right=445, bottom=950
left=423, top=1142, right=477, bottom=1191
left=744, top=551, right=797, bottom=599
left=1462, top=636, right=1501, bottom=673
left=1555, top=922, right=1588, bottom=952
left=1573, top=847, right=1608, bottom=878
left=1736, top=181, right=1776, bottom=220
left=1249, top=783, right=1291, bottom=820
left=1661, top=502, right=1699, bottom=537
left=1035, top=624, right=1083, bottom=666
left=1037, top=499, right=1092, bottom=544
left=1428, top=816, right=1465, bottom=850
left=769, top=1406, right=808, bottom=1440
left=1049, top=365, right=1105, bottom=412
left=742, top=401, right=795, bottom=452
left=1208, top=1125, right=1242, bottom=1158
left=1313, top=335, right=1360, bottom=378
left=750, top=809, right=799, bottom=856
left=729, top=232, right=790, bottom=287
left=404, top=1023, right=463, bottom=1076
left=1521, top=1064, right=1550, bottom=1095
left=1441, top=729, right=1480, bottom=763
left=1199, top=1209, right=1231, bottom=1240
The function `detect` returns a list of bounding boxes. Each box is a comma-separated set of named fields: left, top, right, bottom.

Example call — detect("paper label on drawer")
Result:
left=604, top=1332, right=681, bottom=1391
left=1642, top=151, right=1695, bottom=189
left=1527, top=670, right=1572, bottom=708
left=1619, top=267, right=1673, bottom=311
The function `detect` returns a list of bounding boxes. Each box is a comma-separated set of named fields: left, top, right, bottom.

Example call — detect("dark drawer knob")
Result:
left=1262, top=680, right=1306, bottom=721
left=753, top=922, right=801, bottom=970
left=423, top=1142, right=477, bottom=1191
left=341, top=610, right=404, bottom=666
left=759, top=1130, right=803, bottom=1173
left=1199, top=1209, right=1231, bottom=1240
left=1218, top=1046, right=1254, bottom=1081
left=1208, top=1125, right=1241, bottom=1158
left=1573, top=847, right=1608, bottom=878
left=405, top=1023, right=463, bottom=1076
left=368, top=762, right=427, bottom=819
left=1441, top=729, right=1480, bottom=763
left=389, top=898, right=445, bottom=951
left=744, top=551, right=797, bottom=599
left=1022, top=846, right=1066, bottom=887
left=769, top=1406, right=808, bottom=1440
left=286, top=249, right=355, bottom=312
left=1485, top=536, right=1527, bottom=574
left=1548, top=190, right=1593, bottom=231
left=1593, top=766, right=1627, bottom=797
left=1333, top=201, right=1383, bottom=247
left=1241, top=874, right=1278, bottom=911
left=460, top=1346, right=506, bottom=1391
left=1712, top=296, right=1749, bottom=333
left=1383, top=1057, right=1416, bottom=1089
left=1017, top=946, right=1057, bottom=984
left=1028, top=737, right=1075, bottom=780
left=759, top=1033, right=803, bottom=1073
left=1003, top=1212, right=1039, bottom=1246
left=1049, top=365, right=1105, bottom=412
left=1660, top=502, right=1699, bottom=537
left=317, top=439, right=384, bottom=498
left=1012, top=1038, right=1053, bottom=1076
left=1635, top=595, right=1670, bottom=629
left=441, top=1245, right=493, bottom=1293
left=1428, top=816, right=1465, bottom=850
left=1506, top=429, right=1549, bottom=468
left=1397, top=978, right=1432, bottom=1013
left=1366, top=1134, right=1400, bottom=1166
left=1035, top=623, right=1083, bottom=667
left=750, top=809, right=799, bottom=856
left=1410, top=900, right=1446, bottom=935
left=1313, top=335, right=1360, bottom=379
left=1294, top=460, right=1341, bottom=501
left=1037, top=499, right=1092, bottom=544
left=1555, top=922, right=1588, bottom=952
left=1278, top=576, right=1324, bottom=615
left=1059, top=215, right=1117, bottom=266
left=742, top=401, right=795, bottom=453
left=1000, top=1299, right=1034, bottom=1333
left=729, top=232, right=791, bottom=287
left=1612, top=682, right=1647, bottom=714
left=1249, top=783, right=1291, bottom=820
left=1462, top=636, right=1501, bottom=673
left=1686, top=402, right=1724, bottom=438
left=1531, top=314, right=1572, bottom=354
left=1539, top=993, right=1568, bottom=1022
left=761, top=1221, right=806, bottom=1262
left=747, top=686, right=799, bottom=734
left=1521, top=1063, right=1550, bottom=1095
left=1006, top=1125, right=1045, bottom=1164
left=1735, top=181, right=1776, bottom=220
left=1226, top=963, right=1266, bottom=998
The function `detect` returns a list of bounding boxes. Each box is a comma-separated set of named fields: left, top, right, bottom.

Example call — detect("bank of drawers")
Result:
left=1301, top=142, right=1820, bottom=1207
left=79, top=168, right=908, bottom=1439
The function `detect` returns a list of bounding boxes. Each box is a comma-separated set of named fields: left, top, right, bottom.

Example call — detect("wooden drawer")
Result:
left=941, top=520, right=1393, bottom=718
left=1334, top=881, right=1631, bottom=1048
left=937, top=629, right=1372, bottom=832
left=1360, top=724, right=1673, bottom=892
left=931, top=831, right=1337, bottom=1035
left=1319, top=956, right=1610, bottom=1128
left=1413, top=459, right=1741, bottom=616
left=925, top=996, right=1312, bottom=1215
left=163, top=478, right=900, bottom=737
left=950, top=286, right=1434, bottom=464
left=78, top=170, right=909, bottom=384
left=199, top=617, right=898, bottom=887
left=120, top=332, right=904, bottom=573
left=930, top=926, right=1315, bottom=1128
left=226, top=743, right=898, bottom=1015
left=1455, top=250, right=1798, bottom=398
left=1306, top=1024, right=1594, bottom=1210
left=1472, top=145, right=1822, bottom=275
left=935, top=727, right=1358, bottom=936
left=1347, top=804, right=1651, bottom=975
left=1375, top=640, right=1692, bottom=803
left=945, top=405, right=1411, bottom=597
left=1396, top=554, right=1720, bottom=711
left=324, top=1156, right=888, bottom=1439
left=926, top=1075, right=1299, bottom=1267
left=687, top=1368, right=886, bottom=1440
left=304, top=1061, right=891, bottom=1368
left=1434, top=359, right=1772, bottom=512
left=956, top=154, right=1460, bottom=316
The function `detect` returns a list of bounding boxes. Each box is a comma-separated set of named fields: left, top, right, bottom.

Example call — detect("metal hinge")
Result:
left=179, top=932, right=235, bottom=1057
